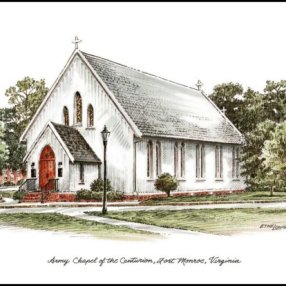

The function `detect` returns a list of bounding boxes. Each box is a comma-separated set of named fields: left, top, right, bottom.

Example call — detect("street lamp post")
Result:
left=101, top=125, right=110, bottom=215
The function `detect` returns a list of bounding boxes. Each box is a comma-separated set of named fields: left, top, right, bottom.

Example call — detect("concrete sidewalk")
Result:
left=0, top=206, right=207, bottom=236
left=2, top=200, right=286, bottom=210
left=0, top=200, right=140, bottom=209
left=62, top=209, right=206, bottom=237
left=2, top=201, right=286, bottom=236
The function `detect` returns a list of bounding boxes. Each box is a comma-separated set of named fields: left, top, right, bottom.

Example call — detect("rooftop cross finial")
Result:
left=222, top=107, right=227, bottom=114
left=196, top=80, right=203, bottom=91
left=72, top=36, right=82, bottom=50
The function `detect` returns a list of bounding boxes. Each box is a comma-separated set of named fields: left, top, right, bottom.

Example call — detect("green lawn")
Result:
left=0, top=213, right=155, bottom=240
left=140, top=191, right=286, bottom=206
left=0, top=190, right=17, bottom=199
left=88, top=208, right=286, bottom=235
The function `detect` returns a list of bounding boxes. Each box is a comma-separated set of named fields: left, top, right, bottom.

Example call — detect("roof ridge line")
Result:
left=81, top=50, right=200, bottom=92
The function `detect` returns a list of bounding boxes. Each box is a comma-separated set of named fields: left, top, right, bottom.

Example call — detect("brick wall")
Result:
left=0, top=168, right=26, bottom=185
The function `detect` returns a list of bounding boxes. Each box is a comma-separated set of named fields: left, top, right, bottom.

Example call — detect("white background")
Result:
left=1, top=2, right=286, bottom=284
left=1, top=224, right=286, bottom=284
left=1, top=2, right=286, bottom=107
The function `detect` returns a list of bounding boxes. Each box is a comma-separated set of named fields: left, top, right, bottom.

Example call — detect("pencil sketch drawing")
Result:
left=18, top=37, right=245, bottom=201
left=1, top=36, right=286, bottom=241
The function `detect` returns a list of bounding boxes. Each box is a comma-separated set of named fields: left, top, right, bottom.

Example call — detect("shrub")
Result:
left=154, top=173, right=178, bottom=197
left=3, top=181, right=15, bottom=186
left=76, top=189, right=96, bottom=200
left=76, top=189, right=124, bottom=201
left=13, top=190, right=26, bottom=201
left=107, top=191, right=124, bottom=201
left=90, top=178, right=113, bottom=192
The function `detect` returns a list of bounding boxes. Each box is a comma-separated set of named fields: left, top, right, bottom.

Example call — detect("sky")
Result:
left=1, top=2, right=286, bottom=107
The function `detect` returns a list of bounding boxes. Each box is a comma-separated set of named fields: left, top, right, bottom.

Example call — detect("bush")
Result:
left=154, top=173, right=178, bottom=197
left=76, top=189, right=124, bottom=201
left=3, top=181, right=15, bottom=186
left=13, top=190, right=26, bottom=201
left=90, top=178, right=113, bottom=192
left=107, top=191, right=124, bottom=201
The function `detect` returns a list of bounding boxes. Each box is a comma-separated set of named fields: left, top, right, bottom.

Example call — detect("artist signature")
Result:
left=260, top=224, right=286, bottom=230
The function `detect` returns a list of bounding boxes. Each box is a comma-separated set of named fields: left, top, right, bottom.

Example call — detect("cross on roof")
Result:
left=222, top=107, right=227, bottom=114
left=196, top=80, right=203, bottom=91
left=72, top=36, right=82, bottom=50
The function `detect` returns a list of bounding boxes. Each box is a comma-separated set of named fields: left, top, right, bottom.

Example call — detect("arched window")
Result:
left=174, top=142, right=178, bottom=177
left=232, top=146, right=240, bottom=178
left=180, top=143, right=185, bottom=178
left=215, top=145, right=223, bottom=179
left=196, top=144, right=205, bottom=179
left=155, top=141, right=161, bottom=177
left=174, top=142, right=185, bottom=178
left=87, top=104, right=94, bottom=127
left=75, top=92, right=82, bottom=124
left=147, top=141, right=153, bottom=178
left=63, top=106, right=69, bottom=126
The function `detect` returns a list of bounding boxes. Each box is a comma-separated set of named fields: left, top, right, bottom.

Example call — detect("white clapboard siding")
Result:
left=70, top=163, right=100, bottom=192
left=24, top=54, right=135, bottom=193
left=135, top=138, right=245, bottom=193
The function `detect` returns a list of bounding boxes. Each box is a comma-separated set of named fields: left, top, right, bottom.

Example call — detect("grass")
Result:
left=0, top=190, right=17, bottom=199
left=0, top=213, right=156, bottom=240
left=88, top=208, right=286, bottom=235
left=140, top=191, right=286, bottom=205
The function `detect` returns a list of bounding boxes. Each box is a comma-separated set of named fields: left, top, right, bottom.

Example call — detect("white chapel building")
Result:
left=20, top=46, right=245, bottom=197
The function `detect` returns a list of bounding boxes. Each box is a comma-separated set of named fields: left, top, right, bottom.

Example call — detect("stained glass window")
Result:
left=63, top=106, right=69, bottom=126
left=75, top=92, right=82, bottom=124
left=87, top=104, right=94, bottom=127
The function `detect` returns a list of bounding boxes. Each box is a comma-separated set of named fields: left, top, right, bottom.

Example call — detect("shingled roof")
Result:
left=51, top=122, right=101, bottom=163
left=81, top=51, right=243, bottom=144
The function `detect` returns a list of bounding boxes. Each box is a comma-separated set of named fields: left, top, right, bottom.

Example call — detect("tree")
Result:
left=0, top=107, right=26, bottom=170
left=263, top=80, right=286, bottom=123
left=0, top=122, right=9, bottom=170
left=260, top=122, right=286, bottom=195
left=209, top=82, right=244, bottom=131
left=240, top=120, right=277, bottom=191
left=0, top=77, right=48, bottom=170
left=242, top=88, right=266, bottom=134
left=154, top=173, right=178, bottom=197
left=5, top=77, right=48, bottom=136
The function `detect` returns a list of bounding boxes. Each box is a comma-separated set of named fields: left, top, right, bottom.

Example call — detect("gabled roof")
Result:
left=51, top=122, right=101, bottom=163
left=81, top=51, right=243, bottom=144
left=20, top=49, right=141, bottom=142
left=23, top=121, right=101, bottom=164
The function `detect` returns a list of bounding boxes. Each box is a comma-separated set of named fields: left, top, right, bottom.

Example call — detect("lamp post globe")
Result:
left=101, top=125, right=110, bottom=214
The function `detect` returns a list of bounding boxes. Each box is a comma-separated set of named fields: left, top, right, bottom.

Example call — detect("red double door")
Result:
left=39, top=145, right=55, bottom=191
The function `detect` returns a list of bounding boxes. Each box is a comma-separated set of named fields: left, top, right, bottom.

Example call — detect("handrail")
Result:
left=18, top=178, right=37, bottom=192
left=18, top=180, right=26, bottom=191
left=41, top=178, right=59, bottom=203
